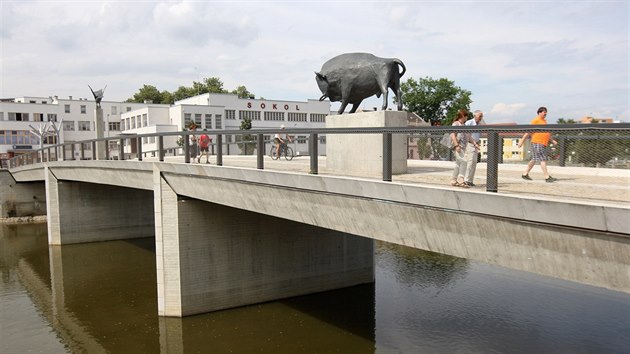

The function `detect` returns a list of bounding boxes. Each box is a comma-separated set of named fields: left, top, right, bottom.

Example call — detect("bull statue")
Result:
left=315, top=53, right=406, bottom=114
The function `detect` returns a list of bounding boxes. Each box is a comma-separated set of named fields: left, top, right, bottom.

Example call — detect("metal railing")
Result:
left=7, top=123, right=630, bottom=193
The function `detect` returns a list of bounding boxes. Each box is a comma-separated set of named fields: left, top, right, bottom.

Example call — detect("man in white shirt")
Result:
left=463, top=110, right=485, bottom=186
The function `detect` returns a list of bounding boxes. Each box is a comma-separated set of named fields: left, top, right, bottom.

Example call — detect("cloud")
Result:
left=490, top=103, right=527, bottom=118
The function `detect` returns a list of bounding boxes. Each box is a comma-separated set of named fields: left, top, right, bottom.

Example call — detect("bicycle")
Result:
left=270, top=143, right=294, bottom=161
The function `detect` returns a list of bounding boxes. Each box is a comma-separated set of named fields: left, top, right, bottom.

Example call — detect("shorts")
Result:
left=200, top=146, right=209, bottom=153
left=274, top=138, right=281, bottom=145
left=531, top=143, right=548, bottom=161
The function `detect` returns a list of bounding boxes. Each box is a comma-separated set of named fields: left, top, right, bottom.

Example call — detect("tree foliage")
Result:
left=238, top=116, right=255, bottom=155
left=127, top=77, right=253, bottom=104
left=400, top=77, right=472, bottom=126
left=126, top=84, right=172, bottom=104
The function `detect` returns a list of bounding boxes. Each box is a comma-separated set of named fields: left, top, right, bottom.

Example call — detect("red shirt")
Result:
left=199, top=134, right=211, bottom=148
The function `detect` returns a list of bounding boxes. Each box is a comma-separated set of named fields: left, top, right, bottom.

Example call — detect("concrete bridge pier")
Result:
left=155, top=174, right=375, bottom=317
left=45, top=167, right=154, bottom=245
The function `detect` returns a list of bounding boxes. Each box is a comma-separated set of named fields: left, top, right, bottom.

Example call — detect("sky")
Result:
left=1, top=0, right=628, bottom=124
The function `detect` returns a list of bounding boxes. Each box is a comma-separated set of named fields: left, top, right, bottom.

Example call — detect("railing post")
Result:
left=486, top=131, right=500, bottom=192
left=257, top=134, right=264, bottom=169
left=71, top=144, right=76, bottom=160
left=184, top=134, right=190, bottom=163
left=498, top=137, right=504, bottom=164
left=92, top=141, right=97, bottom=160
left=310, top=133, right=318, bottom=175
left=216, top=134, right=223, bottom=166
left=105, top=140, right=110, bottom=160
left=137, top=137, right=143, bottom=161
left=383, top=132, right=392, bottom=182
left=158, top=136, right=164, bottom=162
left=80, top=143, right=85, bottom=160
left=119, top=139, right=125, bottom=160
left=62, top=145, right=67, bottom=161
left=47, top=147, right=51, bottom=162
left=558, top=136, right=566, bottom=167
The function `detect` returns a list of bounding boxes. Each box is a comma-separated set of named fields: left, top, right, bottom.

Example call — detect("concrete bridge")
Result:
left=3, top=157, right=630, bottom=317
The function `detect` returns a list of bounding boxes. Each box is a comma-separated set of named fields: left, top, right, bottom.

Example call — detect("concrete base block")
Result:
left=326, top=111, right=408, bottom=176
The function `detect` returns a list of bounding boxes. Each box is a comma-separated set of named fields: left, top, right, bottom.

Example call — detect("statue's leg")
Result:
left=349, top=100, right=363, bottom=114
left=338, top=100, right=349, bottom=114
left=380, top=84, right=389, bottom=110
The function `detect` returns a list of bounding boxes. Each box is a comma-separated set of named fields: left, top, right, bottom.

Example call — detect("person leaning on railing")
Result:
left=517, top=106, right=558, bottom=182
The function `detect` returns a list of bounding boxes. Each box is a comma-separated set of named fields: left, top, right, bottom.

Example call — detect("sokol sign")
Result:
left=247, top=102, right=300, bottom=111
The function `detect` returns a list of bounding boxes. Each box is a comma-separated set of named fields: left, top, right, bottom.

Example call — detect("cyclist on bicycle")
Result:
left=274, top=124, right=292, bottom=158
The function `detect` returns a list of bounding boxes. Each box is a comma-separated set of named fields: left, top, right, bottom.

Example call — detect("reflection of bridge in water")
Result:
left=6, top=156, right=630, bottom=318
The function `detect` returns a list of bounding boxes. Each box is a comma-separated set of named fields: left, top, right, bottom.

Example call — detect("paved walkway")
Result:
left=158, top=155, right=630, bottom=206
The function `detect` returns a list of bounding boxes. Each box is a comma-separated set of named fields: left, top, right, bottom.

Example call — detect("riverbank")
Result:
left=0, top=215, right=47, bottom=225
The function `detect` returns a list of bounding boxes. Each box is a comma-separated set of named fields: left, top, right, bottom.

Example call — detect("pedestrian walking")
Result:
left=518, top=107, right=558, bottom=182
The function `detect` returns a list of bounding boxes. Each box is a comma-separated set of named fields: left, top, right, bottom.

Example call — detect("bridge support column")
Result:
left=155, top=174, right=374, bottom=317
left=45, top=167, right=154, bottom=245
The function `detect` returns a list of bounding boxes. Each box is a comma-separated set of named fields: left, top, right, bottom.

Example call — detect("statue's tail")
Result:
left=394, top=58, right=406, bottom=77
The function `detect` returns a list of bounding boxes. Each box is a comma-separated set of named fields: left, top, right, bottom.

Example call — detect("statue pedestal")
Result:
left=94, top=108, right=106, bottom=160
left=325, top=111, right=408, bottom=178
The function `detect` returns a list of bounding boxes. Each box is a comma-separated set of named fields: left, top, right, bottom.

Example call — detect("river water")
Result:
left=1, top=222, right=629, bottom=354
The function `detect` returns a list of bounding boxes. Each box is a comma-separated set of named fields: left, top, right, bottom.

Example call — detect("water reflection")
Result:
left=2, top=223, right=630, bottom=354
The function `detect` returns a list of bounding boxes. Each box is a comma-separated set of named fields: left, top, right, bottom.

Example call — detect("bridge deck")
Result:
left=154, top=155, right=629, bottom=207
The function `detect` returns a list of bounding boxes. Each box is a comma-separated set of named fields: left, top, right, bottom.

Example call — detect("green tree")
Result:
left=126, top=85, right=166, bottom=104
left=557, top=118, right=577, bottom=124
left=231, top=85, right=253, bottom=98
left=238, top=116, right=255, bottom=155
left=400, top=77, right=472, bottom=126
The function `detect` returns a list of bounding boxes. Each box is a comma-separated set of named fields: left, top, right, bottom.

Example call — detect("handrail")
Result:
left=6, top=123, right=630, bottom=194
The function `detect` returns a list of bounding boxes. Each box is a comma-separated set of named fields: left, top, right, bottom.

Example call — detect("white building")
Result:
left=0, top=92, right=331, bottom=165
left=120, top=93, right=331, bottom=156
left=0, top=95, right=167, bottom=163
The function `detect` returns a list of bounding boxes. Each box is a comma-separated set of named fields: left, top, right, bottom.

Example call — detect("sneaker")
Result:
left=522, top=174, right=532, bottom=181
left=464, top=181, right=475, bottom=187
left=545, top=176, right=557, bottom=183
left=197, top=158, right=200, bottom=163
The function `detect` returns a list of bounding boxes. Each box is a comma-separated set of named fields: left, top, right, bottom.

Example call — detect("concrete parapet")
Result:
left=326, top=111, right=408, bottom=177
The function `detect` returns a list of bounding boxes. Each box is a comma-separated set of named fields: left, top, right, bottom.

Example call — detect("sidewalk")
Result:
left=160, top=155, right=630, bottom=206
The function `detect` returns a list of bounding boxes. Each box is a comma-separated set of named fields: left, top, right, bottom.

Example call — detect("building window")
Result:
left=184, top=113, right=192, bottom=128
left=65, top=104, right=71, bottom=113
left=225, top=110, right=236, bottom=120
left=0, top=112, right=4, bottom=121
left=264, top=111, right=285, bottom=121
left=8, top=112, right=29, bottom=121
left=239, top=110, right=261, bottom=120
left=297, top=135, right=307, bottom=144
left=33, top=113, right=44, bottom=122
left=108, top=122, right=121, bottom=131
left=142, top=114, right=148, bottom=127
left=310, top=114, right=326, bottom=123
left=64, top=121, right=75, bottom=131
left=131, top=117, right=136, bottom=129
left=126, top=107, right=132, bottom=112
left=111, top=106, right=117, bottom=115
left=78, top=121, right=91, bottom=131
left=47, top=113, right=57, bottom=122
left=215, top=115, right=222, bottom=129
left=319, top=136, right=326, bottom=144
left=81, top=105, right=86, bottom=114
left=194, top=113, right=202, bottom=126
left=205, top=114, right=212, bottom=129
left=288, top=112, right=307, bottom=122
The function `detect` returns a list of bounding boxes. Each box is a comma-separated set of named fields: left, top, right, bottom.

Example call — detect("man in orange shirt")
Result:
left=518, top=106, right=558, bottom=182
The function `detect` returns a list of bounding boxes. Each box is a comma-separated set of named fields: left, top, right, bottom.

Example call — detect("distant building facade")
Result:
left=0, top=93, right=331, bottom=165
